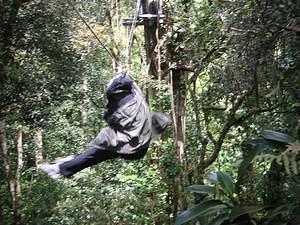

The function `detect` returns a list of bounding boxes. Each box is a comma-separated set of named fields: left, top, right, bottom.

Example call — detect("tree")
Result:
left=1, top=1, right=82, bottom=223
left=1, top=0, right=299, bottom=224
left=162, top=0, right=300, bottom=217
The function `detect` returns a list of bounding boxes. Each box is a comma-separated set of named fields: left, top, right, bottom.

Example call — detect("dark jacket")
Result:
left=88, top=71, right=170, bottom=155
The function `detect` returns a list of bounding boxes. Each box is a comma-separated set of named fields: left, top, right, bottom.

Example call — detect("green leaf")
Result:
left=266, top=81, right=280, bottom=98
left=186, top=185, right=215, bottom=194
left=198, top=215, right=209, bottom=225
left=175, top=200, right=228, bottom=225
left=217, top=171, right=235, bottom=196
left=230, top=205, right=265, bottom=222
left=208, top=213, right=230, bottom=225
left=236, top=148, right=258, bottom=187
left=250, top=139, right=275, bottom=149
left=290, top=185, right=300, bottom=199
left=261, top=130, right=295, bottom=144
left=264, top=205, right=289, bottom=223
left=250, top=138, right=287, bottom=152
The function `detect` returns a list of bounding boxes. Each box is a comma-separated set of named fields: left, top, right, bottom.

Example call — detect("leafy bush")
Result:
left=176, top=130, right=300, bottom=225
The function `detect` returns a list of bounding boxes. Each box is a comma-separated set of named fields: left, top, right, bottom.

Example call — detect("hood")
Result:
left=106, top=71, right=133, bottom=97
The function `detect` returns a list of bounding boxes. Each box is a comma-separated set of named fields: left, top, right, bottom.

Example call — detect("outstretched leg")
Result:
left=40, top=148, right=119, bottom=179
left=59, top=148, right=119, bottom=177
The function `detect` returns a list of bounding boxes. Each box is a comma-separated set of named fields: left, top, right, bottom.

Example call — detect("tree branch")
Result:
left=204, top=102, right=282, bottom=167
left=275, top=23, right=300, bottom=33
left=189, top=39, right=232, bottom=84
left=189, top=82, right=208, bottom=164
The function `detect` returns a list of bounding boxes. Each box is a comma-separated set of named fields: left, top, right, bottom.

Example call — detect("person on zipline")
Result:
left=40, top=71, right=171, bottom=180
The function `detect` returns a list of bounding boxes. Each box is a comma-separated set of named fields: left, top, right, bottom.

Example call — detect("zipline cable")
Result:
left=67, top=0, right=119, bottom=65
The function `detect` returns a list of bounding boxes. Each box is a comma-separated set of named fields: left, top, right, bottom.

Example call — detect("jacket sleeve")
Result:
left=87, top=127, right=118, bottom=151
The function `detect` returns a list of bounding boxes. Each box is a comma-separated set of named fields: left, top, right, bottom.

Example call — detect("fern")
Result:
left=254, top=143, right=300, bottom=175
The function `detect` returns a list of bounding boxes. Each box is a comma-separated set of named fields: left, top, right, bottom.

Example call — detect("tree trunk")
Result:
left=0, top=119, right=15, bottom=203
left=171, top=69, right=187, bottom=163
left=34, top=128, right=44, bottom=168
left=0, top=202, right=3, bottom=225
left=82, top=77, right=89, bottom=125
left=264, top=161, right=286, bottom=205
left=0, top=148, right=4, bottom=225
left=1, top=120, right=24, bottom=225
left=169, top=68, right=187, bottom=216
left=15, top=124, right=23, bottom=225
left=0, top=119, right=16, bottom=224
left=142, top=0, right=159, bottom=105
left=107, top=0, right=121, bottom=72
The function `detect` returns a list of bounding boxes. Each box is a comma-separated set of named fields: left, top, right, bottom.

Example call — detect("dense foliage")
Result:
left=1, top=0, right=299, bottom=225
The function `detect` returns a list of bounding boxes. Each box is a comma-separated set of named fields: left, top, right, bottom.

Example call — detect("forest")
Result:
left=0, top=0, right=299, bottom=225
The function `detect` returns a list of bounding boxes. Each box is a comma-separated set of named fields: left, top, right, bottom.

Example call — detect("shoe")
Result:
left=40, top=155, right=75, bottom=180
left=54, top=155, right=75, bottom=164
left=40, top=163, right=61, bottom=180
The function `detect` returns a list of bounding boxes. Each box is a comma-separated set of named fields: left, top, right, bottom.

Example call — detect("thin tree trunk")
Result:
left=15, top=124, right=23, bottom=225
left=142, top=0, right=158, bottom=105
left=0, top=201, right=3, bottom=225
left=34, top=128, right=44, bottom=168
left=0, top=150, right=4, bottom=225
left=0, top=119, right=16, bottom=223
left=82, top=77, right=89, bottom=125
left=171, top=69, right=187, bottom=163
left=107, top=0, right=120, bottom=72
left=169, top=68, right=187, bottom=216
